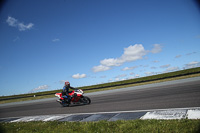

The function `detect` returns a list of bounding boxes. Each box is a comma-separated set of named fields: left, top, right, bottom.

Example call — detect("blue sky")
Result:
left=0, top=0, right=200, bottom=96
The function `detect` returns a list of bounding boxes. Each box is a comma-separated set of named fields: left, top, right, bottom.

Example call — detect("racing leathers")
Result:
left=62, top=85, right=76, bottom=103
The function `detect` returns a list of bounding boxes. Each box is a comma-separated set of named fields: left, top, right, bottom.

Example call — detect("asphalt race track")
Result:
left=0, top=77, right=200, bottom=119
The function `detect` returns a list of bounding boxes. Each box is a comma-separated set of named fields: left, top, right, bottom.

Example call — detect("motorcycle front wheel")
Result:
left=81, top=96, right=91, bottom=105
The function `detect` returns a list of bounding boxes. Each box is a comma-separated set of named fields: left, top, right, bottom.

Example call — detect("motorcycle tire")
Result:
left=61, top=99, right=70, bottom=107
left=82, top=96, right=91, bottom=105
left=61, top=102, right=69, bottom=107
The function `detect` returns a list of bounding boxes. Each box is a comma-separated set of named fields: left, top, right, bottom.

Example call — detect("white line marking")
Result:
left=187, top=109, right=200, bottom=119
left=43, top=115, right=71, bottom=122
left=141, top=110, right=187, bottom=120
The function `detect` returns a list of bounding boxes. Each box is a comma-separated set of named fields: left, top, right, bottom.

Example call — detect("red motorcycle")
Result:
left=55, top=89, right=91, bottom=107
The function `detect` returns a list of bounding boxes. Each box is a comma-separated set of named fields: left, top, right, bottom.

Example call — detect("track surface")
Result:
left=1, top=78, right=200, bottom=118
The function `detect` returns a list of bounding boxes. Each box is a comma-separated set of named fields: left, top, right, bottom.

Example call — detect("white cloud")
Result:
left=30, top=85, right=49, bottom=93
left=72, top=73, right=86, bottom=79
left=165, top=67, right=180, bottom=72
left=121, top=44, right=147, bottom=62
left=18, top=23, right=34, bottom=31
left=184, top=61, right=200, bottom=69
left=52, top=38, right=60, bottom=42
left=115, top=78, right=120, bottom=81
left=135, top=74, right=140, bottom=77
left=160, top=64, right=170, bottom=68
left=145, top=72, right=156, bottom=76
left=6, top=16, right=17, bottom=26
left=6, top=16, right=34, bottom=31
left=127, top=72, right=141, bottom=79
left=127, top=76, right=135, bottom=79
left=151, top=44, right=162, bottom=53
left=92, top=44, right=162, bottom=72
left=122, top=66, right=137, bottom=71
left=186, top=52, right=197, bottom=56
left=187, top=61, right=199, bottom=65
left=92, top=65, right=111, bottom=72
left=122, top=67, right=131, bottom=71
left=130, top=72, right=134, bottom=75
left=115, top=74, right=127, bottom=78
left=100, top=58, right=122, bottom=67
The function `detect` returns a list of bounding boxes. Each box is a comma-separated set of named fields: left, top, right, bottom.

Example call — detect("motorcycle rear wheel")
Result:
left=60, top=99, right=70, bottom=107
left=61, top=102, right=69, bottom=107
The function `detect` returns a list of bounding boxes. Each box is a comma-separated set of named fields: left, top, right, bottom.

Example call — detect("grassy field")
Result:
left=1, top=119, right=200, bottom=133
left=0, top=67, right=200, bottom=104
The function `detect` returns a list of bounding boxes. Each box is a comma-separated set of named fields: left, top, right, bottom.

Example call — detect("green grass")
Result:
left=1, top=120, right=200, bottom=133
left=1, top=67, right=200, bottom=104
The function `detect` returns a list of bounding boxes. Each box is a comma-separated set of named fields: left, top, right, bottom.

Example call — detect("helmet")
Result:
left=65, top=81, right=70, bottom=86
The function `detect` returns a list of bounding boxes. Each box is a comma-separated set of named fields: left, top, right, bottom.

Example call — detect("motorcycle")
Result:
left=55, top=89, right=91, bottom=107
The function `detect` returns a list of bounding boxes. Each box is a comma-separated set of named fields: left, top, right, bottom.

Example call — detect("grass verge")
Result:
left=1, top=120, right=200, bottom=133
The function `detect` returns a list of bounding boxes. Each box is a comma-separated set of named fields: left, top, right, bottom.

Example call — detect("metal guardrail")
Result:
left=1, top=71, right=200, bottom=101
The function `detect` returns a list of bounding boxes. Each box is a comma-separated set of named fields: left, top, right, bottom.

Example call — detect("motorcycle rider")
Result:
left=61, top=81, right=76, bottom=103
